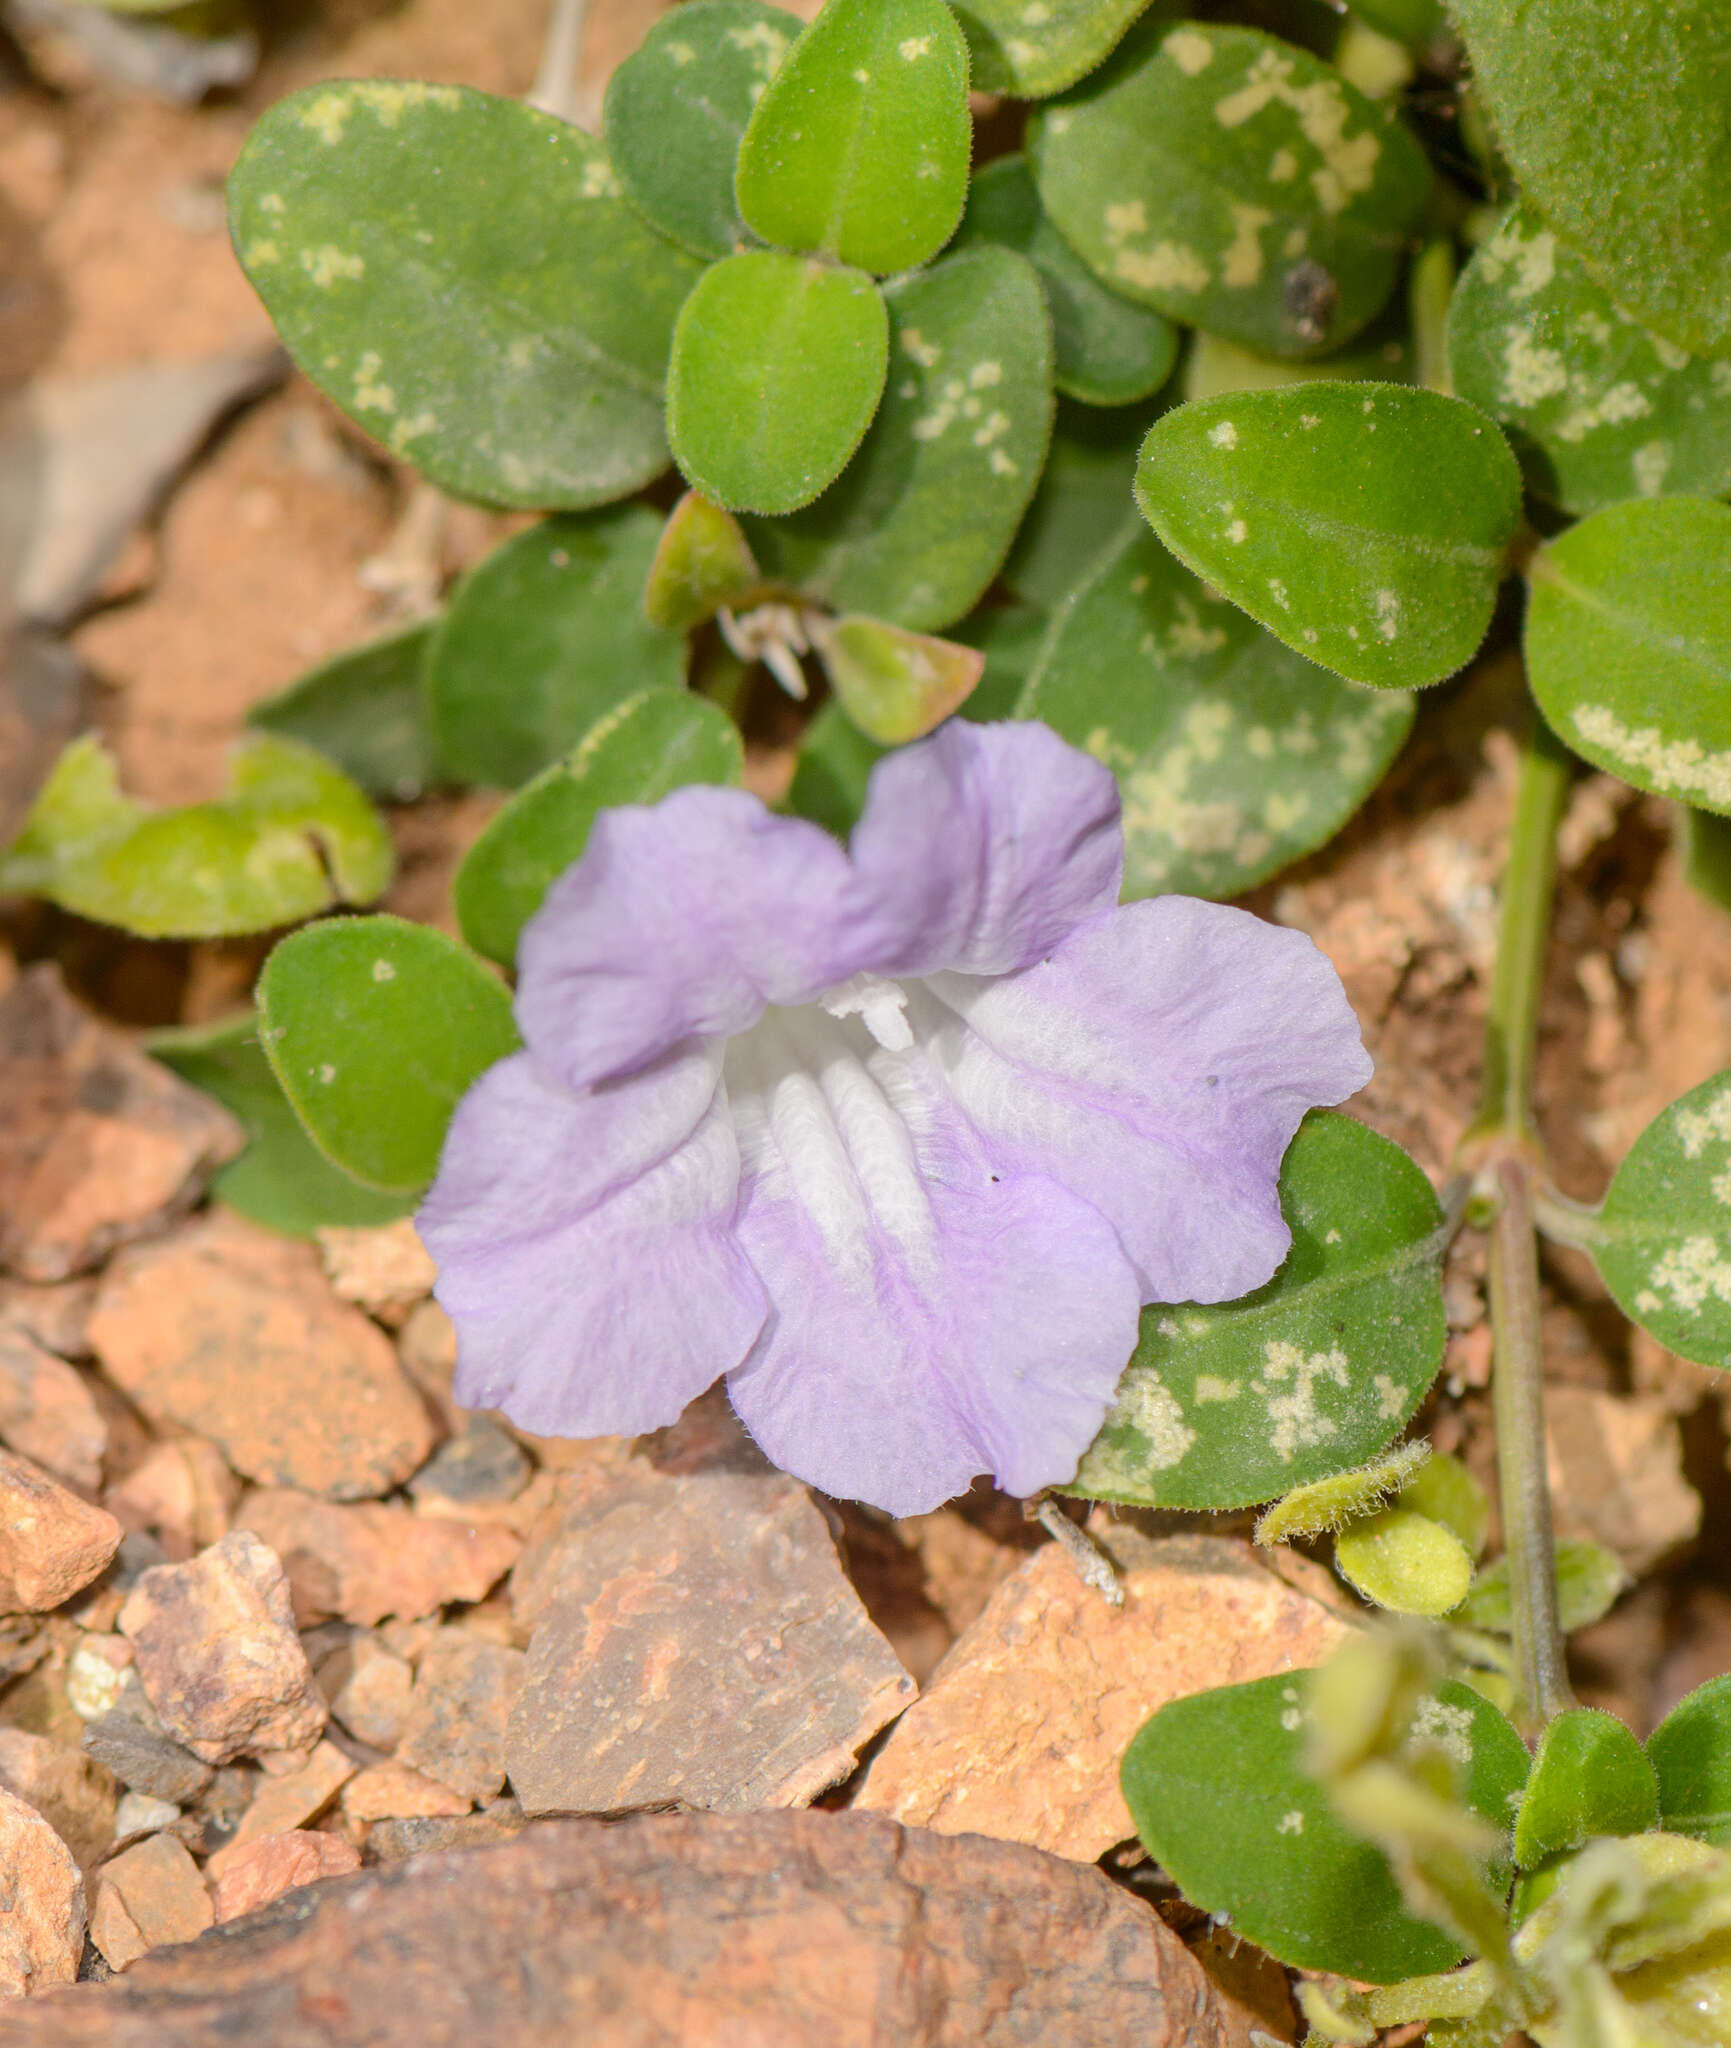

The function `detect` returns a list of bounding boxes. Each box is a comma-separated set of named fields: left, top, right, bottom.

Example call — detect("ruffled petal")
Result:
left=417, top=1044, right=766, bottom=1437
left=721, top=1025, right=1141, bottom=1516
left=924, top=896, right=1373, bottom=1305
left=849, top=720, right=1124, bottom=977
left=515, top=790, right=865, bottom=1091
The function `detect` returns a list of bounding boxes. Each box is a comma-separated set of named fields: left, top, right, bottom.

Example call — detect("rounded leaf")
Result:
left=1449, top=0, right=1731, bottom=359
left=667, top=250, right=890, bottom=516
left=643, top=492, right=763, bottom=633
left=747, top=246, right=1054, bottom=631
left=1649, top=1676, right=1731, bottom=1848
left=1069, top=1112, right=1446, bottom=1510
left=1121, top=1673, right=1526, bottom=1981
left=150, top=1014, right=414, bottom=1238
left=1597, top=1067, right=1731, bottom=1368
left=813, top=617, right=983, bottom=745
left=1135, top=384, right=1522, bottom=689
left=603, top=1, right=801, bottom=260
left=1398, top=1451, right=1490, bottom=1561
left=453, top=691, right=744, bottom=970
left=1021, top=525, right=1412, bottom=897
left=0, top=734, right=392, bottom=940
left=1451, top=1541, right=1629, bottom=1638
left=1031, top=22, right=1430, bottom=358
left=956, top=154, right=1176, bottom=407
left=1334, top=1507, right=1474, bottom=1617
left=734, top=0, right=970, bottom=276
left=258, top=915, right=520, bottom=1195
left=428, top=508, right=685, bottom=790
left=955, top=0, right=1160, bottom=98
left=1449, top=205, right=1731, bottom=517
left=1511, top=1708, right=1658, bottom=1869
left=248, top=621, right=437, bottom=803
left=1526, top=499, right=1731, bottom=815
left=227, top=84, right=701, bottom=509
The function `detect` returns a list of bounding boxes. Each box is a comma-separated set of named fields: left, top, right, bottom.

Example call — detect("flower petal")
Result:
left=925, top=896, right=1373, bottom=1305
left=516, top=790, right=864, bottom=1090
left=849, top=720, right=1124, bottom=977
left=417, top=1045, right=766, bottom=1436
left=722, top=1030, right=1141, bottom=1516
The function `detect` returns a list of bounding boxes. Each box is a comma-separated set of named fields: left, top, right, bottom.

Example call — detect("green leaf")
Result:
left=1068, top=1111, right=1445, bottom=1509
left=1526, top=499, right=1731, bottom=814
left=1002, top=399, right=1148, bottom=611
left=1030, top=21, right=1430, bottom=358
left=0, top=734, right=392, bottom=939
left=1345, top=0, right=1443, bottom=46
left=1181, top=298, right=1416, bottom=400
left=1512, top=1709, right=1658, bottom=1869
left=747, top=246, right=1054, bottom=632
left=950, top=601, right=1048, bottom=720
left=1399, top=1451, right=1490, bottom=1561
left=1448, top=205, right=1731, bottom=518
left=956, top=155, right=1177, bottom=407
left=1648, top=1676, right=1731, bottom=1847
left=666, top=251, right=889, bottom=516
left=1256, top=1439, right=1431, bottom=1544
left=428, top=508, right=684, bottom=791
left=1334, top=1507, right=1474, bottom=1617
left=1596, top=1066, right=1731, bottom=1369
left=1019, top=524, right=1412, bottom=898
left=643, top=491, right=764, bottom=633
left=953, top=0, right=1159, bottom=98
left=1448, top=0, right=1731, bottom=360
left=248, top=622, right=438, bottom=802
left=812, top=617, right=982, bottom=745
left=1450, top=1541, right=1629, bottom=1637
left=227, top=84, right=701, bottom=509
left=258, top=915, right=520, bottom=1195
left=1121, top=1673, right=1527, bottom=1980
left=150, top=1013, right=414, bottom=1238
left=454, top=691, right=744, bottom=969
left=603, top=0, right=800, bottom=261
left=734, top=0, right=970, bottom=276
left=1682, top=807, right=1731, bottom=917
left=1135, top=384, right=1521, bottom=689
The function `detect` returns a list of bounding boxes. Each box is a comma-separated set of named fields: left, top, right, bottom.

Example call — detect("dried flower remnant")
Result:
left=419, top=722, right=1369, bottom=1515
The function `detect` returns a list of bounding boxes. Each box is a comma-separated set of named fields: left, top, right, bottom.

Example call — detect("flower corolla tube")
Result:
left=418, top=720, right=1371, bottom=1517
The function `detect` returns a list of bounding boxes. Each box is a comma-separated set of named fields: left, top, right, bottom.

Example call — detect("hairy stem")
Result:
left=1469, top=713, right=1577, bottom=1734
left=528, top=0, right=590, bottom=121
left=1487, top=1156, right=1574, bottom=1730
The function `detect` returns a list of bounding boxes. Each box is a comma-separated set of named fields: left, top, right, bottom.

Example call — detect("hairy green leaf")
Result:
left=1069, top=1112, right=1445, bottom=1509
left=1135, top=384, right=1521, bottom=689
left=1648, top=1676, right=1731, bottom=1847
left=1512, top=1709, right=1658, bottom=1869
left=952, top=0, right=1159, bottom=98
left=228, top=85, right=700, bottom=508
left=248, top=622, right=438, bottom=802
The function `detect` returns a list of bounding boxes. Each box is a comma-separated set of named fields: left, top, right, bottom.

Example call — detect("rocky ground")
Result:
left=2, top=2, right=1729, bottom=2042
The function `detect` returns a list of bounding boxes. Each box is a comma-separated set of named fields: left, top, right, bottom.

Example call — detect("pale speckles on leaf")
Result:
left=1268, top=147, right=1297, bottom=184
left=1300, top=412, right=1320, bottom=429
left=1480, top=214, right=1556, bottom=301
left=1223, top=203, right=1273, bottom=288
left=1114, top=241, right=1211, bottom=295
left=301, top=245, right=365, bottom=290
left=1632, top=442, right=1673, bottom=495
left=1224, top=517, right=1249, bottom=544
left=1164, top=28, right=1215, bottom=76
left=1193, top=1376, right=1241, bottom=1403
left=898, top=36, right=932, bottom=61
left=259, top=193, right=287, bottom=217
left=1675, top=1089, right=1731, bottom=1159
left=1266, top=577, right=1290, bottom=611
left=1208, top=420, right=1239, bottom=449
left=352, top=82, right=461, bottom=127
left=901, top=327, right=943, bottom=369
left=1211, top=50, right=1382, bottom=217
left=1572, top=704, right=1731, bottom=812
left=1258, top=1339, right=1350, bottom=1461
left=1643, top=1235, right=1731, bottom=1316
left=665, top=39, right=696, bottom=66
left=352, top=351, right=394, bottom=414
left=1501, top=328, right=1569, bottom=407
left=1276, top=1809, right=1305, bottom=1834
left=297, top=90, right=352, bottom=146
left=970, top=360, right=1004, bottom=389
left=245, top=240, right=281, bottom=268
left=580, top=158, right=624, bottom=201
left=371, top=958, right=397, bottom=983
left=1409, top=1695, right=1473, bottom=1768
left=1374, top=589, right=1400, bottom=643
left=1374, top=1374, right=1405, bottom=1420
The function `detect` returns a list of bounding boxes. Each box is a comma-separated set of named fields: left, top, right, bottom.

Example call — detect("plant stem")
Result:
left=1469, top=712, right=1577, bottom=1735
left=1473, top=715, right=1573, bottom=1151
left=528, top=0, right=589, bottom=121
left=1486, top=1155, right=1574, bottom=1730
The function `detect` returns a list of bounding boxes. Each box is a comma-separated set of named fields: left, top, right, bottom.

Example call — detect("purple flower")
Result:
left=418, top=720, right=1371, bottom=1517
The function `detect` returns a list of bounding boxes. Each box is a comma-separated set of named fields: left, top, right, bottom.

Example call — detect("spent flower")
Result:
left=418, top=720, right=1370, bottom=1515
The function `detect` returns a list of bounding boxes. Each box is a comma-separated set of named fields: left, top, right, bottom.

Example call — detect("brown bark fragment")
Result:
left=854, top=1531, right=1352, bottom=1862
left=88, top=1214, right=434, bottom=1502
left=11, top=1811, right=1241, bottom=2045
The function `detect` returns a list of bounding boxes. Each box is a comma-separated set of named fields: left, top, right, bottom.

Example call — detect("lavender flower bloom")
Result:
left=418, top=720, right=1371, bottom=1517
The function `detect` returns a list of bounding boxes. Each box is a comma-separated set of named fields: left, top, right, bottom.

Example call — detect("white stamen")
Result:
left=820, top=973, right=915, bottom=1051
left=717, top=601, right=812, bottom=699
